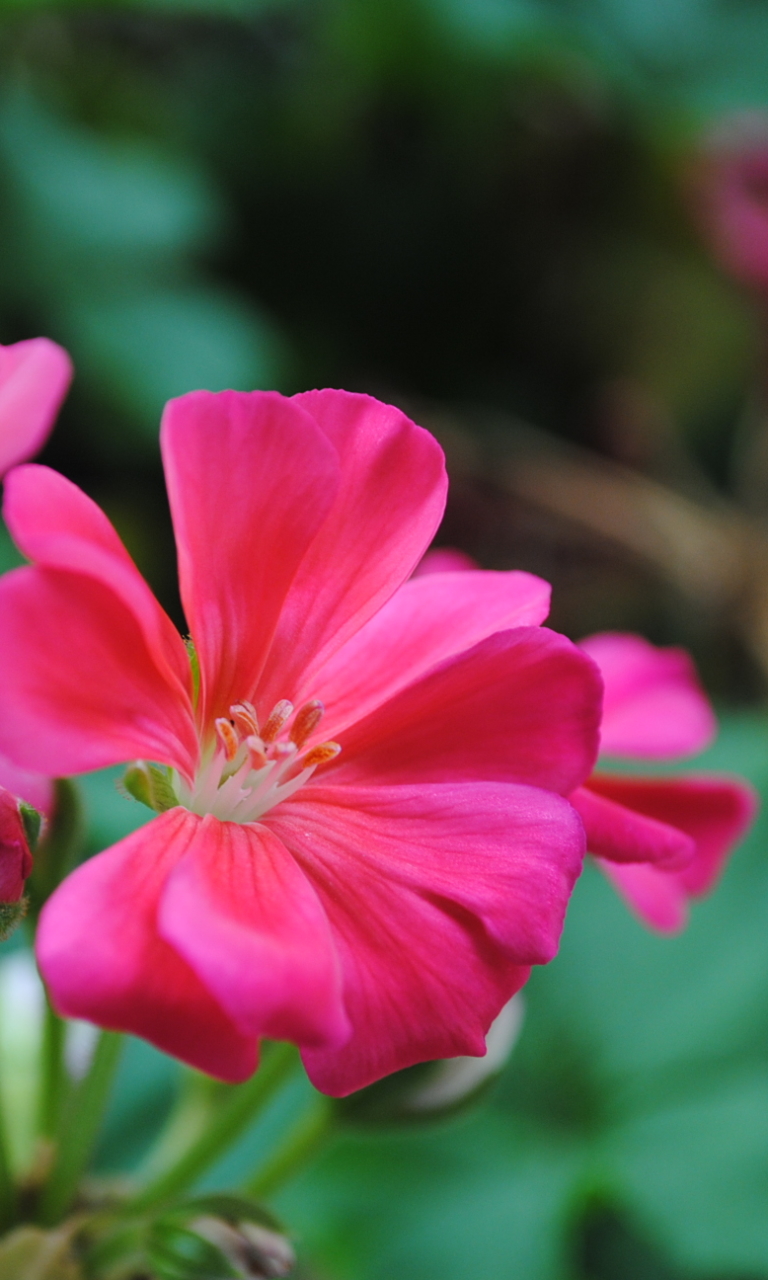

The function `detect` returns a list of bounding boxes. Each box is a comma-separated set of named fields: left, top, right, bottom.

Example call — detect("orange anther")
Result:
left=215, top=717, right=240, bottom=761
left=230, top=701, right=259, bottom=737
left=262, top=699, right=294, bottom=743
left=245, top=735, right=268, bottom=769
left=290, top=699, right=324, bottom=747
left=302, top=741, right=341, bottom=768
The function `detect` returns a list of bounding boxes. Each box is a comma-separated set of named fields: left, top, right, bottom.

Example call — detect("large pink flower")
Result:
left=0, top=390, right=602, bottom=1094
left=0, top=336, right=72, bottom=817
left=571, top=633, right=758, bottom=933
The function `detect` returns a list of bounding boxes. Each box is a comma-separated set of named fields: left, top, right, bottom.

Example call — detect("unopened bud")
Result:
left=405, top=995, right=524, bottom=1113
left=122, top=762, right=178, bottom=814
left=0, top=789, right=35, bottom=939
left=193, top=1216, right=295, bottom=1278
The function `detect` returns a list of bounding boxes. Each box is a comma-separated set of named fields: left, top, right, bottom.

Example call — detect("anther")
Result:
left=302, top=742, right=341, bottom=768
left=230, top=701, right=259, bottom=737
left=290, top=699, right=324, bottom=748
left=262, top=700, right=294, bottom=743
left=245, top=735, right=267, bottom=769
left=215, top=717, right=240, bottom=761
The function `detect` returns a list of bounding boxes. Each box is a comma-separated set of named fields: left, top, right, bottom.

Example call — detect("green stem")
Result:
left=37, top=997, right=68, bottom=1141
left=134, top=1070, right=226, bottom=1187
left=0, top=1099, right=17, bottom=1230
left=129, top=1041, right=298, bottom=1215
left=243, top=1096, right=333, bottom=1200
left=37, top=1031, right=123, bottom=1226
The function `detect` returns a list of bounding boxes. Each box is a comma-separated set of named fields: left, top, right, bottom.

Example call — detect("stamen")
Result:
left=215, top=717, right=240, bottom=762
left=302, top=741, right=341, bottom=768
left=262, top=700, right=294, bottom=743
left=230, top=701, right=259, bottom=737
left=245, top=735, right=268, bottom=769
left=290, top=699, right=324, bottom=747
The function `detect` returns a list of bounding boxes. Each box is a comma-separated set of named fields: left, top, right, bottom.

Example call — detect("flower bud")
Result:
left=0, top=788, right=36, bottom=940
left=339, top=995, right=525, bottom=1124
left=193, top=1217, right=295, bottom=1278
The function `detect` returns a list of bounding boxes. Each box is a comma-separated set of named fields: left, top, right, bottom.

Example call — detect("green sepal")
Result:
left=122, top=762, right=178, bottom=813
left=147, top=1222, right=238, bottom=1280
left=164, top=1193, right=284, bottom=1233
left=18, top=803, right=42, bottom=852
left=0, top=896, right=27, bottom=943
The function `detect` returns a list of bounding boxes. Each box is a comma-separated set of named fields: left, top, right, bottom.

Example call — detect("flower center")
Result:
left=172, top=697, right=340, bottom=823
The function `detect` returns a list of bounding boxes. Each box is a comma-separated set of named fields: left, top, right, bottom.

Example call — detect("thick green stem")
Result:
left=37, top=997, right=68, bottom=1141
left=129, top=1041, right=298, bottom=1215
left=243, top=1096, right=333, bottom=1200
left=134, top=1070, right=226, bottom=1187
left=37, top=1031, right=123, bottom=1226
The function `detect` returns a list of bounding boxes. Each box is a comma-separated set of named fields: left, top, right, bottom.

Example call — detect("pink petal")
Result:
left=412, top=547, right=479, bottom=575
left=36, top=809, right=257, bottom=1081
left=257, top=390, right=447, bottom=709
left=0, top=567, right=198, bottom=778
left=158, top=818, right=350, bottom=1050
left=570, top=782, right=695, bottom=870
left=268, top=780, right=585, bottom=1095
left=596, top=860, right=690, bottom=934
left=579, top=632, right=716, bottom=759
left=0, top=788, right=32, bottom=901
left=160, top=391, right=339, bottom=727
left=305, top=569, right=551, bottom=738
left=0, top=339, right=72, bottom=476
left=329, top=627, right=602, bottom=795
left=4, top=465, right=190, bottom=694
left=593, top=774, right=758, bottom=933
left=0, top=753, right=53, bottom=815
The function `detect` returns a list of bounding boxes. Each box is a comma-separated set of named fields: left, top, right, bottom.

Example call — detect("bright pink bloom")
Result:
left=0, top=336, right=72, bottom=817
left=0, top=391, right=602, bottom=1094
left=0, top=338, right=72, bottom=477
left=572, top=632, right=757, bottom=933
left=0, top=787, right=33, bottom=903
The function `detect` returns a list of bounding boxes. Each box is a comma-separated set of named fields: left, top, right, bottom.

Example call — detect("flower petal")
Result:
left=0, top=566, right=197, bottom=778
left=36, top=809, right=256, bottom=1081
left=160, top=391, right=339, bottom=725
left=0, top=753, right=52, bottom=814
left=0, top=788, right=32, bottom=901
left=158, top=817, right=350, bottom=1051
left=329, top=627, right=602, bottom=795
left=0, top=339, right=72, bottom=476
left=257, top=391, right=447, bottom=708
left=594, top=774, right=758, bottom=933
left=412, top=547, right=479, bottom=575
left=306, top=569, right=551, bottom=737
left=596, top=860, right=690, bottom=934
left=570, top=782, right=695, bottom=870
left=579, top=632, right=715, bottom=759
left=268, top=780, right=585, bottom=1096
left=4, top=465, right=190, bottom=694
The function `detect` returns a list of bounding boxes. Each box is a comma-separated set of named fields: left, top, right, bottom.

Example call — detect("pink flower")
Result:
left=696, top=130, right=768, bottom=292
left=0, top=787, right=33, bottom=904
left=572, top=633, right=758, bottom=933
left=0, top=390, right=602, bottom=1094
left=0, top=338, right=72, bottom=478
left=0, top=337, right=72, bottom=817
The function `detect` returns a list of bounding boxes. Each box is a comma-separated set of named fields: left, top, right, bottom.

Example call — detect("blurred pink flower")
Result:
left=697, top=130, right=768, bottom=291
left=572, top=633, right=757, bottom=933
left=0, top=337, right=71, bottom=817
left=0, top=787, right=33, bottom=904
left=0, top=338, right=72, bottom=478
left=0, top=390, right=602, bottom=1093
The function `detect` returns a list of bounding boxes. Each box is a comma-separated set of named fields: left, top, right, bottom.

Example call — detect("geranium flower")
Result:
left=569, top=633, right=758, bottom=932
left=417, top=554, right=757, bottom=935
left=0, top=336, right=72, bottom=817
left=0, top=390, right=602, bottom=1094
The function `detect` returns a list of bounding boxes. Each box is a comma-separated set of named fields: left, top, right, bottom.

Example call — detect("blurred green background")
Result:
left=4, top=0, right=768, bottom=1274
